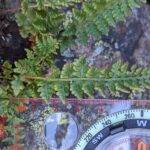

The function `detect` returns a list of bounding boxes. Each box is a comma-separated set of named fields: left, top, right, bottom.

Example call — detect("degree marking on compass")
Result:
left=141, top=110, right=144, bottom=117
left=115, top=113, right=118, bottom=119
left=93, top=125, right=96, bottom=129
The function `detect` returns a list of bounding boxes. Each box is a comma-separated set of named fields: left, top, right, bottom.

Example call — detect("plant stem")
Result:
left=23, top=75, right=150, bottom=82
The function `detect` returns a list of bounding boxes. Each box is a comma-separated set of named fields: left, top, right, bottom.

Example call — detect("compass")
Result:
left=39, top=99, right=150, bottom=150
left=75, top=109, right=150, bottom=150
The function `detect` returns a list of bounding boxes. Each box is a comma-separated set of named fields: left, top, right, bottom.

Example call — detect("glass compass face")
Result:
left=44, top=112, right=78, bottom=150
left=75, top=109, right=150, bottom=150
left=96, top=129, right=150, bottom=150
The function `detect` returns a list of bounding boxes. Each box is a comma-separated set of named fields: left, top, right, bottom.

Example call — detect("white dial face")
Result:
left=96, top=129, right=150, bottom=150
left=75, top=109, right=150, bottom=150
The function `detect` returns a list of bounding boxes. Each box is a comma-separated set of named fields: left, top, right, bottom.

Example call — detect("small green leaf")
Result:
left=2, top=61, right=13, bottom=78
left=82, top=81, right=95, bottom=98
left=55, top=82, right=69, bottom=103
left=38, top=81, right=54, bottom=102
left=95, top=82, right=106, bottom=97
left=61, top=63, right=74, bottom=78
left=73, top=57, right=89, bottom=77
left=70, top=81, right=83, bottom=99
left=11, top=76, right=24, bottom=96
left=115, top=83, right=130, bottom=93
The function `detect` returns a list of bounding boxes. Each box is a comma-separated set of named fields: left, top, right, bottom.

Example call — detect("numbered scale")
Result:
left=74, top=109, right=150, bottom=150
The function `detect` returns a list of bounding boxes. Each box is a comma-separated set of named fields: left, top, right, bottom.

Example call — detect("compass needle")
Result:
left=138, top=141, right=146, bottom=150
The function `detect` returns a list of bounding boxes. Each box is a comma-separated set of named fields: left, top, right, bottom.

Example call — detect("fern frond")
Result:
left=32, top=58, right=150, bottom=101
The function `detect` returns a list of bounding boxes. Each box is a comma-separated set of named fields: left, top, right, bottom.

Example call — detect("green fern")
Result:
left=14, top=35, right=58, bottom=76
left=12, top=57, right=150, bottom=102
left=16, top=0, right=146, bottom=46
left=72, top=0, right=146, bottom=44
left=60, top=58, right=150, bottom=100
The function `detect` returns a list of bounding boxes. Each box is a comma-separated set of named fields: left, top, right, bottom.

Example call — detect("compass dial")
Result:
left=75, top=109, right=150, bottom=150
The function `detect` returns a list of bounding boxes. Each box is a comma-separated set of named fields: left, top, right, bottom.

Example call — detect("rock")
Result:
left=133, top=35, right=150, bottom=67
left=87, top=44, right=105, bottom=65
left=132, top=4, right=150, bottom=67
left=62, top=48, right=75, bottom=58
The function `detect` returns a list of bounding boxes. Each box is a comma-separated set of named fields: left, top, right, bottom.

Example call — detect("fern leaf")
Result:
left=83, top=3, right=95, bottom=15
left=82, top=81, right=95, bottom=98
left=54, top=82, right=69, bottom=102
left=73, top=57, right=89, bottom=77
left=61, top=63, right=74, bottom=78
left=11, top=76, right=24, bottom=96
left=120, top=0, right=129, bottom=15
left=95, top=82, right=106, bottom=97
left=2, top=61, right=13, bottom=79
left=106, top=82, right=117, bottom=96
left=32, top=19, right=46, bottom=32
left=85, top=21, right=99, bottom=37
left=14, top=59, right=42, bottom=76
left=35, top=36, right=58, bottom=55
left=115, top=82, right=130, bottom=93
left=124, top=81, right=145, bottom=92
left=112, top=4, right=126, bottom=22
left=70, top=81, right=83, bottom=99
left=103, top=10, right=116, bottom=28
left=21, top=0, right=28, bottom=14
left=37, top=81, right=53, bottom=102
left=86, top=68, right=100, bottom=78
left=127, top=0, right=141, bottom=8
left=76, top=29, right=88, bottom=45
left=73, top=9, right=86, bottom=22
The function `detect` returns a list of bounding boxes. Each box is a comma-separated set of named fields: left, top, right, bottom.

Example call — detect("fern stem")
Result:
left=23, top=75, right=150, bottom=82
